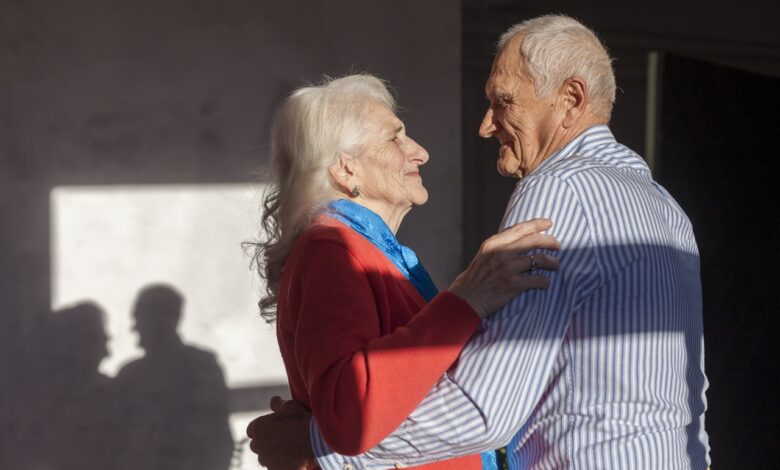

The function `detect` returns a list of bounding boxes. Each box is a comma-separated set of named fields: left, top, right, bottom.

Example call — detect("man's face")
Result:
left=479, top=34, right=564, bottom=179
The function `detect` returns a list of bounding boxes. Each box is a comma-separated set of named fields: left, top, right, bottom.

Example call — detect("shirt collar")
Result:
left=529, top=125, right=616, bottom=177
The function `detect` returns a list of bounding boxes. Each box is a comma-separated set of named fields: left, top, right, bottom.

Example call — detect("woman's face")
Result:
left=351, top=101, right=430, bottom=217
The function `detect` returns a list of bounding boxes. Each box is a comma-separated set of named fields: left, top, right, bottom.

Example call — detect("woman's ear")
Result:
left=328, top=152, right=358, bottom=195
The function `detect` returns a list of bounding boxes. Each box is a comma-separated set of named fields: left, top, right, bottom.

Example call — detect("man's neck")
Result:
left=547, top=115, right=606, bottom=161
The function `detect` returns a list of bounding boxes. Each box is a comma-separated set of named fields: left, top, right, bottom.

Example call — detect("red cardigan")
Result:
left=276, top=217, right=483, bottom=469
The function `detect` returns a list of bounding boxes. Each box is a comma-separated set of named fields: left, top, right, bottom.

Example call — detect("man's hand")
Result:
left=246, top=396, right=316, bottom=470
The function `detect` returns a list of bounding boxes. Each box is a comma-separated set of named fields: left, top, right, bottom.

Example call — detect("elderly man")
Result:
left=248, top=14, right=710, bottom=469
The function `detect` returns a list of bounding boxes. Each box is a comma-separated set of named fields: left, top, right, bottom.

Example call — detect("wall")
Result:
left=0, top=1, right=462, bottom=468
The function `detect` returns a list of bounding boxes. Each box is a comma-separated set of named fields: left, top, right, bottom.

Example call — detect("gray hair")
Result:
left=249, top=74, right=395, bottom=321
left=498, top=15, right=616, bottom=119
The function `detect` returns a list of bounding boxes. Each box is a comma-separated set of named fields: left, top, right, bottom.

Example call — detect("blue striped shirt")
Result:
left=312, top=125, right=710, bottom=469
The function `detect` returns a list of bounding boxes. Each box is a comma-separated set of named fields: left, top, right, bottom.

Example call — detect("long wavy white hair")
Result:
left=248, top=74, right=395, bottom=321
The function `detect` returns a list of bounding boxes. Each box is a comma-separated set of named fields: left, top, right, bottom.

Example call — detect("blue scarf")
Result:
left=327, top=199, right=438, bottom=301
left=327, top=199, right=499, bottom=470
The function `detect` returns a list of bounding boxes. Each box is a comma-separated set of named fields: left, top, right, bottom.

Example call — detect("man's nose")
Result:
left=479, top=108, right=497, bottom=138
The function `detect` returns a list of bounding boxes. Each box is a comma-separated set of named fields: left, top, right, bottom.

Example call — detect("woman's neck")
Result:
left=333, top=197, right=410, bottom=234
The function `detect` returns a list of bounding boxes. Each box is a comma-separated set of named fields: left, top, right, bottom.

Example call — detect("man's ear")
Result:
left=328, top=152, right=358, bottom=195
left=560, top=76, right=588, bottom=128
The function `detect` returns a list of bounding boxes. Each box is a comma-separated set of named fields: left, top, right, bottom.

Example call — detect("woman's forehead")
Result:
left=365, top=101, right=404, bottom=135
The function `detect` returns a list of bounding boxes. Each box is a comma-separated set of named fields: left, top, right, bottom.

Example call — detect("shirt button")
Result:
left=343, top=464, right=353, bottom=470
left=394, top=464, right=407, bottom=469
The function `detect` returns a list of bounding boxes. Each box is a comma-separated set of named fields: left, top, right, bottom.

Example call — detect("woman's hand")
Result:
left=448, top=218, right=559, bottom=318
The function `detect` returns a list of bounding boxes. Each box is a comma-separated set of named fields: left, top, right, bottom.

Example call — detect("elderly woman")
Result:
left=248, top=74, right=559, bottom=469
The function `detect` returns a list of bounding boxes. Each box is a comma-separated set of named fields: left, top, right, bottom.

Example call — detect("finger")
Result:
left=280, top=399, right=310, bottom=413
left=249, top=437, right=261, bottom=454
left=525, top=253, right=559, bottom=271
left=270, top=395, right=286, bottom=412
left=246, top=418, right=258, bottom=438
left=499, top=252, right=558, bottom=274
left=484, top=221, right=547, bottom=251
left=499, top=218, right=553, bottom=241
left=487, top=232, right=558, bottom=259
left=505, top=233, right=560, bottom=253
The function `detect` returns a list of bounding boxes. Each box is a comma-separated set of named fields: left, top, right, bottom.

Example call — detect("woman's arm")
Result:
left=291, top=237, right=480, bottom=456
left=290, top=217, right=558, bottom=457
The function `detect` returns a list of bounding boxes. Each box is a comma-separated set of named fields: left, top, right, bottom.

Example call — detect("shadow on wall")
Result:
left=24, top=284, right=236, bottom=470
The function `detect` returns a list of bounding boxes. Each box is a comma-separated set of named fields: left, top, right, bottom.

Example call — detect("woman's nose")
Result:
left=407, top=137, right=429, bottom=164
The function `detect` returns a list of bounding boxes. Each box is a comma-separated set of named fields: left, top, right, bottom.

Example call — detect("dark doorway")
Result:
left=655, top=54, right=780, bottom=469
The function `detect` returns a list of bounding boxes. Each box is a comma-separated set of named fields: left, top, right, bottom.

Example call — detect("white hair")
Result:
left=498, top=15, right=616, bottom=119
left=249, top=74, right=395, bottom=321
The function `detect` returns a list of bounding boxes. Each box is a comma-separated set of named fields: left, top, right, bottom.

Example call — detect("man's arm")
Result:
left=313, top=176, right=602, bottom=469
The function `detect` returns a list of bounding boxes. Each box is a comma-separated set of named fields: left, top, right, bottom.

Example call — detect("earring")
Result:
left=350, top=185, right=360, bottom=197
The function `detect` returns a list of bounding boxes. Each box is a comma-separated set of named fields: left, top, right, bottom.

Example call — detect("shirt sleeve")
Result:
left=312, top=175, right=603, bottom=469
left=291, top=237, right=481, bottom=456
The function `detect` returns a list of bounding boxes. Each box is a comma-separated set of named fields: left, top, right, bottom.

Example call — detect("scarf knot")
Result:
left=327, top=200, right=438, bottom=302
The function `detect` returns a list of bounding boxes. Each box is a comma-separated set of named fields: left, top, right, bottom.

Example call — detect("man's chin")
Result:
left=496, top=157, right=523, bottom=179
